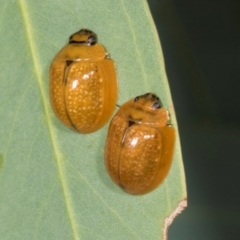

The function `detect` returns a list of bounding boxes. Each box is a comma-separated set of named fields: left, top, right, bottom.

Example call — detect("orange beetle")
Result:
left=49, top=29, right=117, bottom=133
left=104, top=93, right=175, bottom=195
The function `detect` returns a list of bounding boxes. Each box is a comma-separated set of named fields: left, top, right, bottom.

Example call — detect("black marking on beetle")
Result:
left=62, top=60, right=73, bottom=85
left=66, top=60, right=73, bottom=67
left=152, top=101, right=161, bottom=109
left=69, top=29, right=97, bottom=45
left=87, top=35, right=97, bottom=45
left=78, top=29, right=94, bottom=35
left=121, top=116, right=139, bottom=147
left=69, top=40, right=83, bottom=44
left=135, top=93, right=161, bottom=103
left=69, top=40, right=96, bottom=45
left=61, top=61, right=79, bottom=131
left=128, top=120, right=135, bottom=127
left=134, top=96, right=139, bottom=102
left=151, top=94, right=158, bottom=100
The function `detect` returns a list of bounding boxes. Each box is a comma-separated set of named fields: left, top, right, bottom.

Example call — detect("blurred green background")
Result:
left=148, top=0, right=240, bottom=239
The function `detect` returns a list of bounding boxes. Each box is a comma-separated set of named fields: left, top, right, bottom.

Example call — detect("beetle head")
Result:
left=128, top=93, right=169, bottom=126
left=69, top=29, right=97, bottom=45
left=134, top=93, right=163, bottom=110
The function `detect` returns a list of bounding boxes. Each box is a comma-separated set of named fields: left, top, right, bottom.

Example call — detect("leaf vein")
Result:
left=18, top=1, right=80, bottom=239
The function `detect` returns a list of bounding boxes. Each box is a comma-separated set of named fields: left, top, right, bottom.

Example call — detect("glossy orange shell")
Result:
left=49, top=37, right=117, bottom=133
left=104, top=94, right=175, bottom=195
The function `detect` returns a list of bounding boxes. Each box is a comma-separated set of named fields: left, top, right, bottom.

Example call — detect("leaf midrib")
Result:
left=18, top=0, right=79, bottom=239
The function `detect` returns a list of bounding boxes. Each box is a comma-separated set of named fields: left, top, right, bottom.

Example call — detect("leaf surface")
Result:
left=0, top=0, right=186, bottom=239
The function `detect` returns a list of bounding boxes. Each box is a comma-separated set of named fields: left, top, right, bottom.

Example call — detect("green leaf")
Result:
left=0, top=0, right=187, bottom=239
